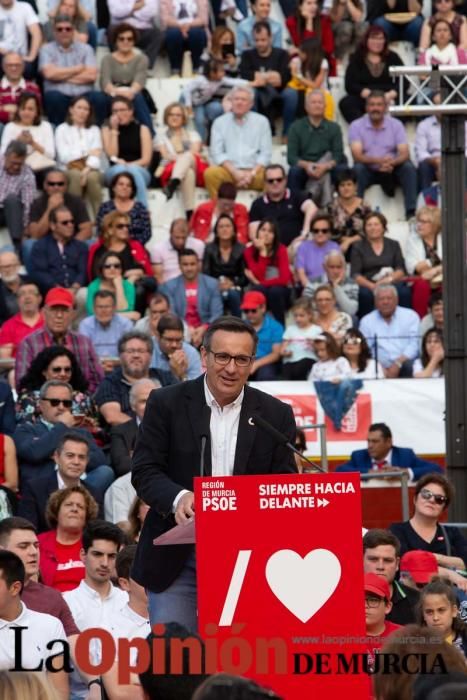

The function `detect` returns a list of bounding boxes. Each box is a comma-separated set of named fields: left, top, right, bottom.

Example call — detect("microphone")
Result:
left=251, top=413, right=325, bottom=473
left=200, top=435, right=208, bottom=478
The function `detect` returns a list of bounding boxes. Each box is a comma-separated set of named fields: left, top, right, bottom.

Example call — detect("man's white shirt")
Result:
left=0, top=602, right=66, bottom=670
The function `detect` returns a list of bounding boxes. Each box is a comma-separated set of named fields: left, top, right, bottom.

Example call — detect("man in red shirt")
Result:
left=0, top=52, right=41, bottom=126
left=0, top=281, right=43, bottom=357
left=364, top=572, right=401, bottom=671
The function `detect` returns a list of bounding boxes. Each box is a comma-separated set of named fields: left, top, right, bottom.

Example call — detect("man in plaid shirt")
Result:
left=0, top=52, right=41, bottom=125
left=15, top=287, right=104, bottom=393
left=0, top=140, right=36, bottom=255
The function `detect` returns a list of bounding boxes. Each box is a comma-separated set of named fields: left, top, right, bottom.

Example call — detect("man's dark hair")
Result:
left=5, top=140, right=27, bottom=158
left=178, top=248, right=198, bottom=262
left=367, top=89, right=386, bottom=102
left=368, top=423, right=392, bottom=440
left=94, top=289, right=117, bottom=305
left=150, top=291, right=170, bottom=307
left=202, top=316, right=258, bottom=354
left=363, top=529, right=401, bottom=558
left=0, top=550, right=25, bottom=592
left=265, top=163, right=286, bottom=178
left=158, top=313, right=184, bottom=336
left=429, top=291, right=443, bottom=308
left=82, top=520, right=125, bottom=553
left=217, top=182, right=237, bottom=200
left=118, top=330, right=153, bottom=355
left=116, top=544, right=137, bottom=580
left=139, top=623, right=207, bottom=700
left=0, top=517, right=36, bottom=547
left=55, top=431, right=90, bottom=456
left=49, top=205, right=72, bottom=225
left=253, top=19, right=271, bottom=35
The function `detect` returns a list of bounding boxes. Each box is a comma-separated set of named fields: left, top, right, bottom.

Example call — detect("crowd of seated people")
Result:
left=0, top=0, right=459, bottom=692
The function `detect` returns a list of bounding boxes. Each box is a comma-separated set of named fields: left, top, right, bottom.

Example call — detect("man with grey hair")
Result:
left=106, top=378, right=161, bottom=522
left=359, top=284, right=420, bottom=378
left=14, top=380, right=110, bottom=487
left=0, top=250, right=30, bottom=324
left=303, top=250, right=359, bottom=316
left=95, top=331, right=175, bottom=427
left=0, top=139, right=36, bottom=254
left=287, top=90, right=344, bottom=207
left=205, top=84, right=272, bottom=198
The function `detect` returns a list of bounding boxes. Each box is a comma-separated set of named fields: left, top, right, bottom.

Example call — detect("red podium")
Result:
left=194, top=473, right=370, bottom=700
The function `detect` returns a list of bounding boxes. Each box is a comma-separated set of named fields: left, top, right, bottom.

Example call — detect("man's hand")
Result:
left=48, top=192, right=65, bottom=209
left=175, top=491, right=195, bottom=525
left=169, top=349, right=189, bottom=380
left=58, top=411, right=78, bottom=428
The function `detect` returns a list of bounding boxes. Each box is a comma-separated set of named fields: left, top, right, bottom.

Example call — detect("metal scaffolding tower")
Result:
left=390, top=65, right=467, bottom=520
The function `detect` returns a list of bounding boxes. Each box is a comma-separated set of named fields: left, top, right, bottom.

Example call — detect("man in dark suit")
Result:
left=109, top=377, right=161, bottom=477
left=18, top=432, right=103, bottom=532
left=132, top=316, right=297, bottom=632
left=336, top=422, right=443, bottom=481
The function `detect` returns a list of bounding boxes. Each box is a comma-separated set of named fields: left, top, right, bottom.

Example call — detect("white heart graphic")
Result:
left=265, top=549, right=341, bottom=623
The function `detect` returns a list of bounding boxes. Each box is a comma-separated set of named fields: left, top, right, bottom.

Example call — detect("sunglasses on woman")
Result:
left=419, top=488, right=447, bottom=505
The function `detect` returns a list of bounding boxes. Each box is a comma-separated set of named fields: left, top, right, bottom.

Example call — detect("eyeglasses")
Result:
left=118, top=35, right=134, bottom=42
left=312, top=228, right=331, bottom=234
left=103, top=263, right=122, bottom=269
left=420, top=488, right=447, bottom=505
left=266, top=177, right=284, bottom=184
left=243, top=308, right=259, bottom=314
left=47, top=181, right=66, bottom=187
left=115, top=223, right=129, bottom=229
left=58, top=219, right=74, bottom=226
left=207, top=350, right=254, bottom=367
left=0, top=263, right=20, bottom=270
left=168, top=112, right=184, bottom=117
left=41, top=398, right=73, bottom=408
left=365, top=596, right=385, bottom=608
left=50, top=366, right=72, bottom=374
left=343, top=337, right=362, bottom=345
left=55, top=26, right=73, bottom=32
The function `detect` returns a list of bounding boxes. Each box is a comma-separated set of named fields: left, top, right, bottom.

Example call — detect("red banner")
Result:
left=195, top=473, right=369, bottom=699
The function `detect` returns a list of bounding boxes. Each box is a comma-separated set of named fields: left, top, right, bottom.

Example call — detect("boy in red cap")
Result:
left=364, top=572, right=401, bottom=671
left=400, top=550, right=439, bottom=589
left=240, top=290, right=283, bottom=380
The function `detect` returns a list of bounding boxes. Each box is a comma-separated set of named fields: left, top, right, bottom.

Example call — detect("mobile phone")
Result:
left=222, top=44, right=235, bottom=58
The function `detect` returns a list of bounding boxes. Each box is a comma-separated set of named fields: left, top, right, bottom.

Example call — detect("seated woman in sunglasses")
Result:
left=390, top=473, right=467, bottom=593
left=16, top=346, right=98, bottom=428
left=86, top=251, right=140, bottom=322
left=341, top=329, right=384, bottom=380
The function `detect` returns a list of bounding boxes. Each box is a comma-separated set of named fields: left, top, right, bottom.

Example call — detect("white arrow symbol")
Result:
left=317, top=498, right=329, bottom=508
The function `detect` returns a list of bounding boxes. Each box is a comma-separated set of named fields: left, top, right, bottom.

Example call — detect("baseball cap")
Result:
left=400, top=550, right=438, bottom=584
left=240, top=291, right=266, bottom=310
left=44, top=287, right=74, bottom=308
left=364, top=572, right=391, bottom=600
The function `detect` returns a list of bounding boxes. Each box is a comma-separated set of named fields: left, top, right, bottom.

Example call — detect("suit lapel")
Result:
left=234, top=386, right=260, bottom=475
left=186, top=376, right=212, bottom=476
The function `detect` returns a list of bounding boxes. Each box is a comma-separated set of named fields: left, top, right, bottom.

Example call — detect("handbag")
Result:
left=26, top=151, right=56, bottom=172
left=67, top=157, right=87, bottom=171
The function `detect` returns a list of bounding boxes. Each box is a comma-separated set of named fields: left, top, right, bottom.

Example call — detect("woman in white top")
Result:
left=413, top=328, right=444, bottom=378
left=341, top=328, right=384, bottom=380
left=405, top=206, right=443, bottom=319
left=1, top=92, right=55, bottom=176
left=55, top=96, right=103, bottom=218
left=155, top=102, right=203, bottom=218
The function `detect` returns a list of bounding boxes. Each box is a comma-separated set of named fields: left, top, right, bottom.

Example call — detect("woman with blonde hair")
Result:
left=156, top=102, right=206, bottom=218
left=0, top=671, right=59, bottom=700
left=405, top=206, right=442, bottom=318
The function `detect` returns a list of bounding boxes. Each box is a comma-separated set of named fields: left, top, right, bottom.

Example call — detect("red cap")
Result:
left=240, top=291, right=266, bottom=310
left=364, top=572, right=391, bottom=600
left=400, top=550, right=438, bottom=584
left=44, top=287, right=74, bottom=308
